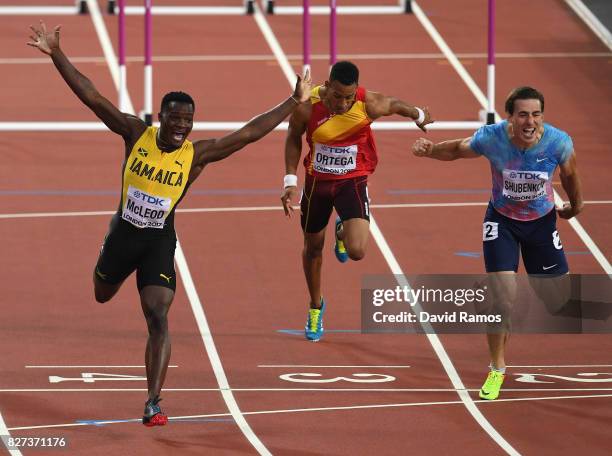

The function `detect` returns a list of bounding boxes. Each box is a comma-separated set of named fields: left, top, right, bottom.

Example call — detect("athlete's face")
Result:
left=323, top=80, right=357, bottom=115
left=158, top=101, right=194, bottom=150
left=507, top=98, right=543, bottom=149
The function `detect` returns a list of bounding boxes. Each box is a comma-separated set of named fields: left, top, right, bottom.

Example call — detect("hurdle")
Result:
left=107, top=0, right=255, bottom=15
left=264, top=0, right=413, bottom=15
left=1, top=0, right=496, bottom=132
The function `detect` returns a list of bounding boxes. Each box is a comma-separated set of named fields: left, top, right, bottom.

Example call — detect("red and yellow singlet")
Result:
left=304, top=85, right=378, bottom=180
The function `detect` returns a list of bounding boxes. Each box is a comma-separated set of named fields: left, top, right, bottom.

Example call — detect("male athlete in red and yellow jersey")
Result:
left=280, top=61, right=434, bottom=341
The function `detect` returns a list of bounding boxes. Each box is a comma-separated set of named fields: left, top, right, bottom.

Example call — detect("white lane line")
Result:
left=368, top=218, right=520, bottom=455
left=174, top=243, right=271, bottom=456
left=25, top=365, right=178, bottom=368
left=252, top=3, right=297, bottom=86
left=8, top=393, right=612, bottom=432
left=508, top=364, right=612, bottom=368
left=411, top=1, right=497, bottom=121
left=1, top=200, right=611, bottom=220
left=564, top=0, right=612, bottom=51
left=252, top=7, right=519, bottom=456
left=0, top=411, right=23, bottom=455
left=85, top=0, right=135, bottom=114
left=554, top=193, right=612, bottom=274
left=411, top=0, right=611, bottom=276
left=3, top=387, right=612, bottom=393
left=258, top=365, right=411, bottom=368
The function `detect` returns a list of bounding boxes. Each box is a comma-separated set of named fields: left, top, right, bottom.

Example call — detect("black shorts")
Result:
left=483, top=202, right=568, bottom=275
left=300, top=174, right=370, bottom=233
left=94, top=216, right=177, bottom=292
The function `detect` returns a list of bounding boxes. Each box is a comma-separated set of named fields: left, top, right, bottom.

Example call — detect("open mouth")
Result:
left=521, top=127, right=537, bottom=139
left=172, top=132, right=186, bottom=142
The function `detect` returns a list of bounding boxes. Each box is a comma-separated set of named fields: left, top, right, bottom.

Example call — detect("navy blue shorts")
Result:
left=482, top=203, right=568, bottom=275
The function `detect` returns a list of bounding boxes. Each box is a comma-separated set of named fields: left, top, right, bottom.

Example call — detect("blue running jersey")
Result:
left=470, top=121, right=573, bottom=221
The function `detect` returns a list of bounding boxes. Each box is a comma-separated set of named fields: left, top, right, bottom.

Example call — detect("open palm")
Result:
left=27, top=21, right=61, bottom=55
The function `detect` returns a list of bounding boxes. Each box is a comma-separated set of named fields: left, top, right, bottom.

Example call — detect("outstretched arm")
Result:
left=27, top=21, right=144, bottom=140
left=280, top=104, right=309, bottom=218
left=412, top=137, right=480, bottom=160
left=192, top=69, right=312, bottom=167
left=557, top=152, right=584, bottom=219
left=365, top=91, right=434, bottom=132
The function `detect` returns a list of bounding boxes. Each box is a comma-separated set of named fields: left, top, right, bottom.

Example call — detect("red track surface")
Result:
left=1, top=1, right=611, bottom=455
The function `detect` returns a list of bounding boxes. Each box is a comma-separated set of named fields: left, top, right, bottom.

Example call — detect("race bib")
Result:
left=313, top=143, right=357, bottom=175
left=122, top=185, right=172, bottom=229
left=502, top=169, right=548, bottom=201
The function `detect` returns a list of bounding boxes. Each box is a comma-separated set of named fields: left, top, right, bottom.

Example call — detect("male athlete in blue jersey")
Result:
left=412, top=87, right=583, bottom=400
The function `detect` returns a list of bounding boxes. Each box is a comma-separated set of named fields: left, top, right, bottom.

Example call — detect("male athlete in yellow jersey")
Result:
left=28, top=22, right=311, bottom=425
left=280, top=61, right=433, bottom=341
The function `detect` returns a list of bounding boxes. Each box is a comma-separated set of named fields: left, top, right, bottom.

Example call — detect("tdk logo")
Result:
left=509, top=171, right=546, bottom=180
left=133, top=192, right=167, bottom=206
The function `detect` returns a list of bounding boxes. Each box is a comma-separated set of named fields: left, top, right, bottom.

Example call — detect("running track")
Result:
left=0, top=0, right=611, bottom=454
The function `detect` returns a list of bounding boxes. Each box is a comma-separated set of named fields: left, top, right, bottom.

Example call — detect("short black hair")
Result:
left=329, top=61, right=359, bottom=86
left=160, top=91, right=195, bottom=112
left=505, top=86, right=544, bottom=115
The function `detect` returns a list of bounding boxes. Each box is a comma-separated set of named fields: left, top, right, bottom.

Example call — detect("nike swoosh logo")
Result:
left=542, top=264, right=558, bottom=270
left=159, top=273, right=172, bottom=283
left=536, top=158, right=546, bottom=163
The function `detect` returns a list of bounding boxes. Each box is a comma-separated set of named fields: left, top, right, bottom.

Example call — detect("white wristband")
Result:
left=283, top=174, right=298, bottom=188
left=414, top=107, right=425, bottom=125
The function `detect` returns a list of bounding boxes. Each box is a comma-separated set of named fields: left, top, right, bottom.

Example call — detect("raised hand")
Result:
left=413, top=137, right=434, bottom=157
left=27, top=21, right=61, bottom=56
left=293, top=67, right=312, bottom=103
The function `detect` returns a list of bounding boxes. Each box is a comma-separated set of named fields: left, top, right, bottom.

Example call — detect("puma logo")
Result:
left=159, top=273, right=172, bottom=283
left=95, top=268, right=107, bottom=280
left=175, top=160, right=184, bottom=168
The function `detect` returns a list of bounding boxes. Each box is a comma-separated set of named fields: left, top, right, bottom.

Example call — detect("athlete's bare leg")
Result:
left=93, top=275, right=123, bottom=303
left=303, top=228, right=326, bottom=309
left=140, top=285, right=174, bottom=400
left=486, top=271, right=517, bottom=369
left=338, top=218, right=369, bottom=261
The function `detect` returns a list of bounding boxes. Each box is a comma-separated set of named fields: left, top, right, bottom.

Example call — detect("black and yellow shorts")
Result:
left=94, top=216, right=177, bottom=292
left=300, top=174, right=370, bottom=233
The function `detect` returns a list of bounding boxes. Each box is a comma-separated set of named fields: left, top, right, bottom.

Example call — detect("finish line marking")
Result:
left=8, top=393, right=612, bottom=432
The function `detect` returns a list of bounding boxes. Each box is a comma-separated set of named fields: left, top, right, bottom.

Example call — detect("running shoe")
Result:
left=479, top=370, right=505, bottom=400
left=305, top=298, right=326, bottom=342
left=334, top=217, right=349, bottom=263
left=142, top=396, right=168, bottom=426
